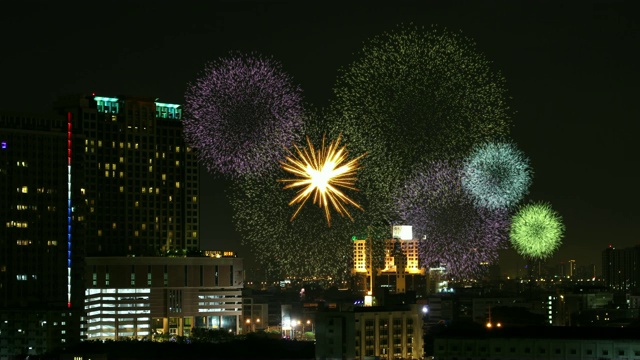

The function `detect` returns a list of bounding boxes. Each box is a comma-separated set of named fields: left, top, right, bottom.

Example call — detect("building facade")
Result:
left=315, top=304, right=425, bottom=360
left=0, top=112, right=86, bottom=359
left=53, top=94, right=199, bottom=256
left=602, top=245, right=640, bottom=291
left=433, top=327, right=640, bottom=360
left=84, top=255, right=243, bottom=340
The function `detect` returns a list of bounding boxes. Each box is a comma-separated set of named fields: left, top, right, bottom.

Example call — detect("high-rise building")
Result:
left=53, top=94, right=199, bottom=256
left=0, top=93, right=199, bottom=357
left=602, top=245, right=640, bottom=291
left=0, top=111, right=86, bottom=357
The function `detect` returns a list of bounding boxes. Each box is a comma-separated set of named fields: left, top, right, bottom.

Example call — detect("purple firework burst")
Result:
left=183, top=53, right=304, bottom=178
left=395, top=160, right=510, bottom=279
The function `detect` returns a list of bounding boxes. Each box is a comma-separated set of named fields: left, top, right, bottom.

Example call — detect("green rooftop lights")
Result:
left=94, top=96, right=119, bottom=102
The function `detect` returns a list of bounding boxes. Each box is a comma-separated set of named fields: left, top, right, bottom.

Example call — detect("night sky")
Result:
left=2, top=1, right=638, bottom=276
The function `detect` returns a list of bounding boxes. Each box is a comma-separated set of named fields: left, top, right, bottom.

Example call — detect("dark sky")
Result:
left=1, top=1, right=638, bottom=276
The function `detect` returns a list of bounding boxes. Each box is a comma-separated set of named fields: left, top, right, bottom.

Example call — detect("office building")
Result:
left=315, top=304, right=425, bottom=360
left=53, top=94, right=199, bottom=256
left=84, top=254, right=243, bottom=340
left=0, top=112, right=85, bottom=359
left=602, top=245, right=640, bottom=291
left=1, top=93, right=198, bottom=357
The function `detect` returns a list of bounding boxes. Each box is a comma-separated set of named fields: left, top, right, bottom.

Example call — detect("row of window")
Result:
left=441, top=344, right=640, bottom=356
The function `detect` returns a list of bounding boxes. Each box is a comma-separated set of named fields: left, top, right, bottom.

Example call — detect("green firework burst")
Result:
left=329, top=24, right=513, bottom=221
left=510, top=202, right=565, bottom=259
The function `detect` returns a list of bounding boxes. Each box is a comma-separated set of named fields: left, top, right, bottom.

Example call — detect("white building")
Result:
left=84, top=254, right=243, bottom=340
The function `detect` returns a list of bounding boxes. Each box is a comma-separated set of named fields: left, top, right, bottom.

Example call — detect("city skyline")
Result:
left=1, top=1, right=638, bottom=276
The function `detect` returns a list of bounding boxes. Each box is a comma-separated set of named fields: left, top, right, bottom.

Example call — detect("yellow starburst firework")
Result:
left=279, top=134, right=365, bottom=226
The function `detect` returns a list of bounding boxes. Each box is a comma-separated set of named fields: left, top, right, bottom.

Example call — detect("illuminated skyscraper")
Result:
left=54, top=94, right=199, bottom=256
left=0, top=112, right=86, bottom=308
left=0, top=111, right=85, bottom=356
left=0, top=94, right=199, bottom=356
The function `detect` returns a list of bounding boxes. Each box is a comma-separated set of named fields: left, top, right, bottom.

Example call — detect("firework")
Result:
left=183, top=53, right=304, bottom=178
left=279, top=134, right=365, bottom=226
left=395, top=160, right=510, bottom=279
left=329, top=24, right=513, bottom=222
left=231, top=168, right=386, bottom=279
left=228, top=109, right=388, bottom=279
left=462, top=142, right=532, bottom=209
left=510, top=202, right=564, bottom=259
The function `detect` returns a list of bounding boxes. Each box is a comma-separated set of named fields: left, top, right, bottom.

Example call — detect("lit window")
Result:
left=48, top=240, right=58, bottom=246
left=176, top=182, right=180, bottom=188
left=20, top=186, right=28, bottom=193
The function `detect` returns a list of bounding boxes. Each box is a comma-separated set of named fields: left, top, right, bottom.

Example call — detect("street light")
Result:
left=306, top=320, right=314, bottom=340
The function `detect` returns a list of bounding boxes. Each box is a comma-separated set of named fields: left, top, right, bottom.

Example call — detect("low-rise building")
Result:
left=432, top=325, right=640, bottom=360
left=315, top=304, right=425, bottom=360
left=84, top=255, right=243, bottom=340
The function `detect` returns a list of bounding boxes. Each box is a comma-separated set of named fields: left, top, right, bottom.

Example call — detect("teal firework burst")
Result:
left=462, top=142, right=532, bottom=209
left=510, top=202, right=565, bottom=259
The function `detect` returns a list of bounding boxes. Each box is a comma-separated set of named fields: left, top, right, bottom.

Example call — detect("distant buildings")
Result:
left=602, top=244, right=640, bottom=291
left=432, top=326, right=640, bottom=360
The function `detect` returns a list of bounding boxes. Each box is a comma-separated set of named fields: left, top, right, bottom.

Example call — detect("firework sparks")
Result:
left=279, top=134, right=365, bottom=226
left=510, top=202, right=564, bottom=259
left=329, top=24, right=513, bottom=222
left=462, top=142, right=532, bottom=209
left=395, top=160, right=510, bottom=279
left=183, top=52, right=304, bottom=178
